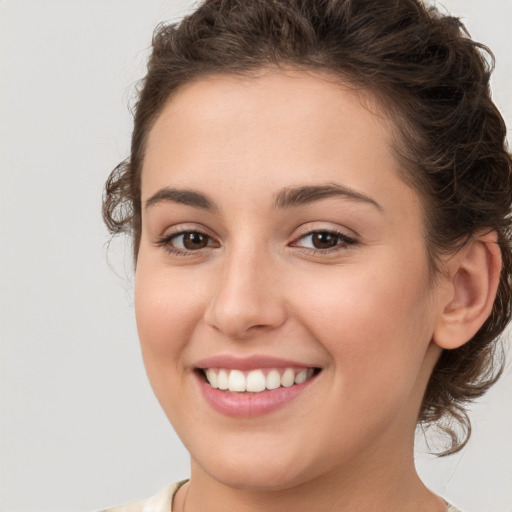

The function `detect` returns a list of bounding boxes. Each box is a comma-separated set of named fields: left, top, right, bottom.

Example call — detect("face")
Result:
left=135, top=69, right=445, bottom=491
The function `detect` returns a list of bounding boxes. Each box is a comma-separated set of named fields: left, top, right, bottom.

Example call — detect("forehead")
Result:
left=145, top=70, right=394, bottom=171
left=141, top=68, right=420, bottom=223
left=146, top=68, right=391, bottom=152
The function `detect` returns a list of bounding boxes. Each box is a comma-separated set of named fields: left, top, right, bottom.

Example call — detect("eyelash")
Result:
left=155, top=229, right=358, bottom=257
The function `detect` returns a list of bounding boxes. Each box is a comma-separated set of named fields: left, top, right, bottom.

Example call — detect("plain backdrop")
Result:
left=1, top=1, right=511, bottom=511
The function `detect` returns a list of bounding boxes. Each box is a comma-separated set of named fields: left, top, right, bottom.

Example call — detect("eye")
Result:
left=292, top=230, right=357, bottom=251
left=173, top=231, right=211, bottom=250
left=155, top=230, right=219, bottom=255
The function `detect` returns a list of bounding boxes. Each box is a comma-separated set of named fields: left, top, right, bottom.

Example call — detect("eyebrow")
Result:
left=144, top=183, right=382, bottom=212
left=272, top=183, right=383, bottom=211
left=145, top=187, right=218, bottom=211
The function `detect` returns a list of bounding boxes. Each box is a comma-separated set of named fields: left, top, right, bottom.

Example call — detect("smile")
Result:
left=195, top=357, right=322, bottom=417
left=202, top=367, right=317, bottom=393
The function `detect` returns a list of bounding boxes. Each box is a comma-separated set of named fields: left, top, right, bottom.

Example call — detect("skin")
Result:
left=134, top=68, right=496, bottom=511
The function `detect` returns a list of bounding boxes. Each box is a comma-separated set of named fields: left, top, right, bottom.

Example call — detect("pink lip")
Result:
left=194, top=368, right=319, bottom=418
left=195, top=354, right=316, bottom=371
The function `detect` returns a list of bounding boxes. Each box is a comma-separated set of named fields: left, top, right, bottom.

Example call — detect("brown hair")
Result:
left=103, top=0, right=512, bottom=454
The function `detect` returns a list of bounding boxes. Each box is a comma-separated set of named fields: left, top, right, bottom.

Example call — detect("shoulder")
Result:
left=98, top=480, right=188, bottom=512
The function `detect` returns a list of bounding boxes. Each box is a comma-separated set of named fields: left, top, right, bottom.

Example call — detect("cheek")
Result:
left=133, top=264, right=213, bottom=431
left=294, top=253, right=435, bottom=390
left=134, top=265, right=206, bottom=379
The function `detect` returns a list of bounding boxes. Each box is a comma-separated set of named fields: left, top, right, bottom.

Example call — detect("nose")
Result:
left=204, top=246, right=287, bottom=340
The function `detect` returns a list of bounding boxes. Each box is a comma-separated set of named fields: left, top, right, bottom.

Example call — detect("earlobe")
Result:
left=433, top=231, right=502, bottom=350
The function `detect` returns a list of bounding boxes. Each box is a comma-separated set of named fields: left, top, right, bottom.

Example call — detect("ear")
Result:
left=433, top=231, right=502, bottom=350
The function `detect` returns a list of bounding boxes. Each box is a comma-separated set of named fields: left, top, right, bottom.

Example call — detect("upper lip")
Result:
left=195, top=354, right=320, bottom=371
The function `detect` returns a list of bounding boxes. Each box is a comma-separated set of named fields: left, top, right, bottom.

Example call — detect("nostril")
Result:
left=249, top=324, right=271, bottom=331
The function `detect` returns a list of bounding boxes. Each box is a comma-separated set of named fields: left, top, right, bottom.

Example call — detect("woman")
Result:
left=101, top=0, right=512, bottom=510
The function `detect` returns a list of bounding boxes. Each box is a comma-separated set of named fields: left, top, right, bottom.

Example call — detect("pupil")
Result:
left=312, top=232, right=338, bottom=249
left=184, top=232, right=208, bottom=250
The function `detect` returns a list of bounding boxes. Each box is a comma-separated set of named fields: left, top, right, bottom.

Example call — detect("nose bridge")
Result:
left=205, top=238, right=285, bottom=338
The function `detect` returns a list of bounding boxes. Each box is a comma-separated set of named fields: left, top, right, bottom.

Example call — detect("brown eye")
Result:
left=156, top=229, right=220, bottom=256
left=310, top=232, right=339, bottom=249
left=178, top=232, right=210, bottom=250
left=292, top=230, right=357, bottom=252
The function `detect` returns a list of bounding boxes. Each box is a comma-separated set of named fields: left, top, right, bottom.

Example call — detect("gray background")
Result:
left=1, top=1, right=511, bottom=511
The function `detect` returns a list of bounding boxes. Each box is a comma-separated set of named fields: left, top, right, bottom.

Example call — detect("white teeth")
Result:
left=205, top=369, right=218, bottom=388
left=203, top=367, right=317, bottom=393
left=228, top=369, right=246, bottom=392
left=266, top=369, right=281, bottom=390
left=246, top=370, right=266, bottom=392
left=217, top=369, right=229, bottom=390
left=281, top=368, right=295, bottom=387
left=294, top=369, right=307, bottom=384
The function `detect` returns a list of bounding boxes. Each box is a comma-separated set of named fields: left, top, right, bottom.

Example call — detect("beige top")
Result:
left=99, top=481, right=187, bottom=512
left=100, top=480, right=463, bottom=512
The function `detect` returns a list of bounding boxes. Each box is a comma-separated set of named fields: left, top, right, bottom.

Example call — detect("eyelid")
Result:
left=291, top=223, right=358, bottom=241
left=156, top=223, right=217, bottom=240
left=292, top=221, right=359, bottom=238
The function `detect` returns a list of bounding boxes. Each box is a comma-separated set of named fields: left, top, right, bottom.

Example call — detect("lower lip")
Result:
left=195, top=371, right=318, bottom=418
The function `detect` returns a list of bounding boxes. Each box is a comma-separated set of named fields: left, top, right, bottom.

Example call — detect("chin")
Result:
left=208, top=466, right=310, bottom=492
left=194, top=445, right=317, bottom=492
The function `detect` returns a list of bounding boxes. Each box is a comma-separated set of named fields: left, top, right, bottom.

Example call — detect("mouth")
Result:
left=197, top=367, right=321, bottom=393
left=194, top=355, right=323, bottom=416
